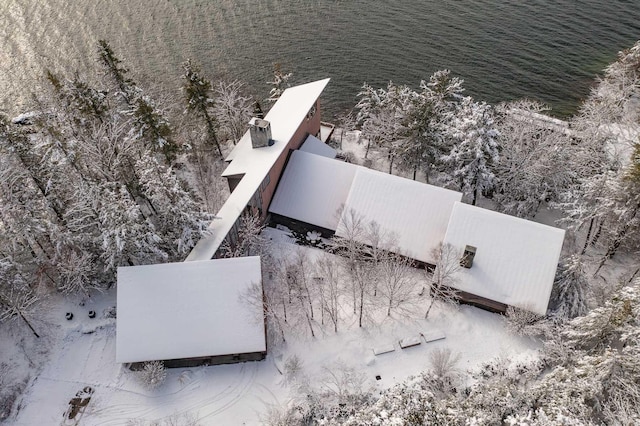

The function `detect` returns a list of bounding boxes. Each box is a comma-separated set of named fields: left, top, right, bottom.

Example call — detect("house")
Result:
left=116, top=257, right=266, bottom=368
left=268, top=149, right=463, bottom=266
left=186, top=78, right=330, bottom=261
left=269, top=150, right=565, bottom=314
left=442, top=202, right=565, bottom=315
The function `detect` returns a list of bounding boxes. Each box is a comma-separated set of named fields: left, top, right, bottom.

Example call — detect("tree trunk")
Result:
left=424, top=294, right=436, bottom=319
left=358, top=287, right=365, bottom=327
left=581, top=217, right=595, bottom=255
left=591, top=221, right=604, bottom=247
left=594, top=205, right=639, bottom=276
left=203, top=110, right=222, bottom=157
left=19, top=311, right=40, bottom=338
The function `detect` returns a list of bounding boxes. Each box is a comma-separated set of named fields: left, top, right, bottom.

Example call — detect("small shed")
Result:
left=116, top=257, right=266, bottom=368
left=442, top=202, right=565, bottom=315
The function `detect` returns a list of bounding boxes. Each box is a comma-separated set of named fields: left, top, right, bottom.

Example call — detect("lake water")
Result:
left=2, top=0, right=639, bottom=118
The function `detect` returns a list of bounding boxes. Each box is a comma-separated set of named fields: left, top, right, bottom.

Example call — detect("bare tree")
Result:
left=243, top=280, right=287, bottom=345
left=212, top=80, right=253, bottom=144
left=425, top=347, right=462, bottom=395
left=425, top=243, right=461, bottom=319
left=0, top=259, right=40, bottom=338
left=285, top=249, right=316, bottom=337
left=377, top=253, right=418, bottom=316
left=314, top=254, right=342, bottom=333
left=266, top=63, right=292, bottom=104
left=219, top=211, right=267, bottom=258
left=331, top=208, right=367, bottom=315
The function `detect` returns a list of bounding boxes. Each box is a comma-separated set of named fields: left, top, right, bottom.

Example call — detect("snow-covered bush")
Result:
left=282, top=355, right=303, bottom=386
left=137, top=361, right=167, bottom=390
left=505, top=305, right=550, bottom=337
left=424, top=347, right=463, bottom=395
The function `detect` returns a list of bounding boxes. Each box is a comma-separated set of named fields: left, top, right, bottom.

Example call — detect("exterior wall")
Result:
left=227, top=174, right=245, bottom=193
left=259, top=99, right=322, bottom=219
left=269, top=213, right=336, bottom=238
left=128, top=351, right=267, bottom=370
left=441, top=286, right=508, bottom=314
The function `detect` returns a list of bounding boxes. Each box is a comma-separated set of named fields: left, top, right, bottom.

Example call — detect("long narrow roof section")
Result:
left=186, top=78, right=330, bottom=261
left=222, top=78, right=330, bottom=177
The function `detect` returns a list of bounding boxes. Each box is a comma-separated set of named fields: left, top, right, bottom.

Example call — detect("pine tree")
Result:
left=136, top=155, right=211, bottom=259
left=97, top=39, right=138, bottom=105
left=182, top=59, right=222, bottom=156
left=549, top=254, right=589, bottom=319
left=442, top=97, right=500, bottom=205
left=132, top=95, right=178, bottom=163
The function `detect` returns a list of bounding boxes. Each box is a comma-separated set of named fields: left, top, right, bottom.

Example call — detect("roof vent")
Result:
left=460, top=245, right=476, bottom=268
left=249, top=117, right=272, bottom=148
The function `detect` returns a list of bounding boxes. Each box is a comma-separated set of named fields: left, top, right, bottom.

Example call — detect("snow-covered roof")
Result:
left=336, top=168, right=463, bottom=264
left=299, top=134, right=337, bottom=158
left=116, top=257, right=265, bottom=364
left=222, top=79, right=331, bottom=178
left=186, top=78, right=330, bottom=261
left=442, top=202, right=565, bottom=315
left=269, top=150, right=356, bottom=229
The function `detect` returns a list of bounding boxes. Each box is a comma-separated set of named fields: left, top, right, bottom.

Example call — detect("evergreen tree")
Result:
left=182, top=59, right=222, bottom=156
left=442, top=97, right=500, bottom=205
left=132, top=95, right=178, bottom=163
left=549, top=254, right=589, bottom=319
left=136, top=155, right=211, bottom=259
left=97, top=39, right=138, bottom=105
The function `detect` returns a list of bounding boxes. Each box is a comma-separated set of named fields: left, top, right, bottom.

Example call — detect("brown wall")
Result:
left=128, top=351, right=267, bottom=370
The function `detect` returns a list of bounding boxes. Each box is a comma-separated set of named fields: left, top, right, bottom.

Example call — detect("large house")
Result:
left=117, top=78, right=565, bottom=369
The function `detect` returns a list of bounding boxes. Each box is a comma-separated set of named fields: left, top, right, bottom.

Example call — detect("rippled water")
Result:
left=1, top=0, right=639, bottom=118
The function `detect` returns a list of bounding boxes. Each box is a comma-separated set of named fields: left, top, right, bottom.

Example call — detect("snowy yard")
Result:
left=9, top=228, right=540, bottom=425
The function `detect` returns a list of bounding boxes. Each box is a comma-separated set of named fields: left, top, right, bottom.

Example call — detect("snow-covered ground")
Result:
left=6, top=124, right=637, bottom=425
left=8, top=227, right=540, bottom=425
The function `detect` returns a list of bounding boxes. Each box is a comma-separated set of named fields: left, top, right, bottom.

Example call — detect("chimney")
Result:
left=249, top=117, right=272, bottom=148
left=460, top=245, right=476, bottom=268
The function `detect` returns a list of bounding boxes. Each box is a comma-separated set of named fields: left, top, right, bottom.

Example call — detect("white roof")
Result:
left=269, top=150, right=356, bottom=230
left=443, top=202, right=565, bottom=315
left=336, top=168, right=463, bottom=264
left=116, top=257, right=265, bottom=363
left=299, top=134, right=337, bottom=158
left=186, top=78, right=330, bottom=261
